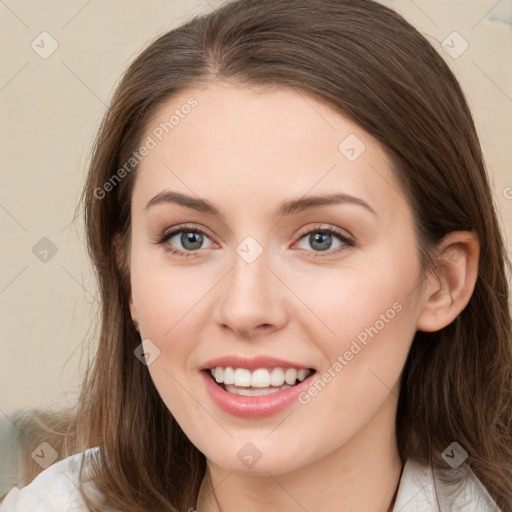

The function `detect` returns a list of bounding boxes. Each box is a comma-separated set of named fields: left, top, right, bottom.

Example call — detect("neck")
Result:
left=196, top=393, right=403, bottom=512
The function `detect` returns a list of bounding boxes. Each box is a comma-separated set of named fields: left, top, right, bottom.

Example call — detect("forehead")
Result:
left=133, top=80, right=404, bottom=221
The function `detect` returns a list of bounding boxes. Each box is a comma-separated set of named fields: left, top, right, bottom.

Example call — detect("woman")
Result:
left=1, top=0, right=511, bottom=510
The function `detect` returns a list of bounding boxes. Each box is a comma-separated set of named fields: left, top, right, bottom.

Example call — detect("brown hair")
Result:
left=73, top=0, right=512, bottom=510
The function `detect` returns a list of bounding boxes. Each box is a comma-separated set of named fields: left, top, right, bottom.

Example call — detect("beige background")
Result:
left=0, top=0, right=511, bottom=418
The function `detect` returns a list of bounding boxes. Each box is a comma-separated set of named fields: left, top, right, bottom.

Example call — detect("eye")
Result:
left=154, top=224, right=214, bottom=257
left=154, top=223, right=355, bottom=258
left=294, top=225, right=355, bottom=256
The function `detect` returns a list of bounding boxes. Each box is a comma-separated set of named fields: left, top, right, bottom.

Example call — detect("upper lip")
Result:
left=200, top=355, right=314, bottom=371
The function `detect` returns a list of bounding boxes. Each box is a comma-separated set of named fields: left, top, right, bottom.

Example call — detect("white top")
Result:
left=0, top=448, right=501, bottom=511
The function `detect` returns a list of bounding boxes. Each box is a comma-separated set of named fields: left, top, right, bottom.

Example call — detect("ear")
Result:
left=416, top=231, right=480, bottom=332
left=113, top=232, right=139, bottom=331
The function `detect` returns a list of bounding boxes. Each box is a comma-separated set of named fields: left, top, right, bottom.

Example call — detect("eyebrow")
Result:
left=144, top=190, right=377, bottom=218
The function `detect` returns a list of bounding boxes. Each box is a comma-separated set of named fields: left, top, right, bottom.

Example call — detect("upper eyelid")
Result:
left=164, top=223, right=210, bottom=237
left=162, top=223, right=349, bottom=238
left=295, top=223, right=353, bottom=239
left=160, top=223, right=353, bottom=249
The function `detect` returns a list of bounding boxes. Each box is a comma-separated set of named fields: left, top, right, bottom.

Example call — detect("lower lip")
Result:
left=201, top=370, right=315, bottom=418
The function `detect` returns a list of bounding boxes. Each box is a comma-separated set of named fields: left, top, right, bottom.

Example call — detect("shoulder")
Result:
left=393, top=458, right=500, bottom=512
left=0, top=447, right=100, bottom=512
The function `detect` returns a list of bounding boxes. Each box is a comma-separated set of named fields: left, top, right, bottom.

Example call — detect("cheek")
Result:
left=129, top=255, right=209, bottom=418
left=329, top=272, right=414, bottom=350
left=287, top=243, right=421, bottom=404
left=289, top=263, right=418, bottom=454
left=292, top=245, right=419, bottom=347
left=130, top=246, right=212, bottom=340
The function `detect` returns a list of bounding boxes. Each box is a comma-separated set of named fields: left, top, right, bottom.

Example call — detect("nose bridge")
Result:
left=216, top=237, right=287, bottom=335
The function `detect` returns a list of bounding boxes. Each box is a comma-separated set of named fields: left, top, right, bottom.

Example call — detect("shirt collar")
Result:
left=392, top=458, right=500, bottom=512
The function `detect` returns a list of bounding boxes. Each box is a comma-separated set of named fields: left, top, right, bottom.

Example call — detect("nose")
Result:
left=216, top=247, right=289, bottom=339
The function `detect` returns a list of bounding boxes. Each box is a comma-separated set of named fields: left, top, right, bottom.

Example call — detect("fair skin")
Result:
left=126, top=80, right=479, bottom=512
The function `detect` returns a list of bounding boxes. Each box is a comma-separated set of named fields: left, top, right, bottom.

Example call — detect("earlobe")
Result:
left=416, top=231, right=480, bottom=333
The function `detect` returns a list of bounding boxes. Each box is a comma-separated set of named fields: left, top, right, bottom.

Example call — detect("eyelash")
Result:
left=153, top=223, right=355, bottom=259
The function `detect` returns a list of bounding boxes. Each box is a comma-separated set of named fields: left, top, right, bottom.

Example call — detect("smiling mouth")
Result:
left=206, top=366, right=316, bottom=396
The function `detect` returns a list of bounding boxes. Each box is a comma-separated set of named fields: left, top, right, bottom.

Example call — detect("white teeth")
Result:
left=297, top=369, right=308, bottom=381
left=268, top=368, right=282, bottom=386
left=214, top=367, right=223, bottom=383
left=284, top=368, right=298, bottom=385
left=223, top=366, right=235, bottom=385
left=251, top=368, right=270, bottom=388
left=233, top=368, right=252, bottom=387
left=209, top=366, right=313, bottom=388
left=225, top=384, right=292, bottom=396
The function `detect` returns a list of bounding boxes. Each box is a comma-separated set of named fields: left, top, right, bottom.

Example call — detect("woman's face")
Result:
left=128, top=80, right=429, bottom=474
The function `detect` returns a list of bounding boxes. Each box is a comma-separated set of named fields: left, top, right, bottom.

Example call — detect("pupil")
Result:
left=181, top=231, right=203, bottom=250
left=310, top=232, right=331, bottom=251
